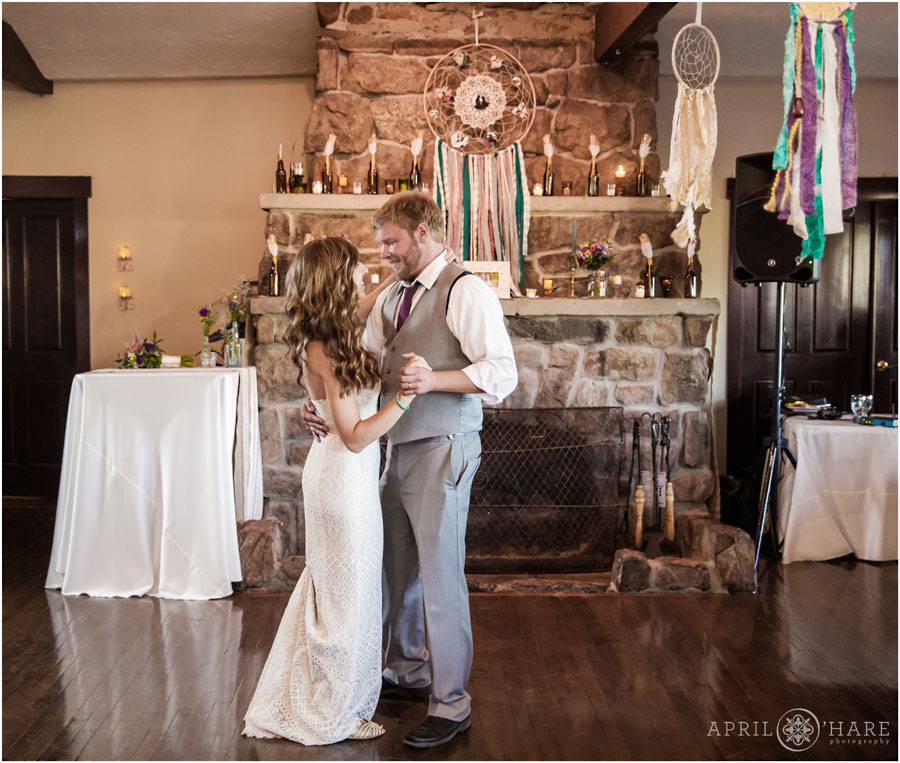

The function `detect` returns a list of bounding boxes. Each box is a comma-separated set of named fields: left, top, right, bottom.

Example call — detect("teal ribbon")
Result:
left=461, top=158, right=471, bottom=261
left=514, top=143, right=525, bottom=289
left=845, top=8, right=856, bottom=91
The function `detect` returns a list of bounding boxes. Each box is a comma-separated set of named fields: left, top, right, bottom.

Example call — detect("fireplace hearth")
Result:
left=466, top=407, right=623, bottom=573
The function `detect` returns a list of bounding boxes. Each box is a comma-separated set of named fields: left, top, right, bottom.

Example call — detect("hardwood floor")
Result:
left=3, top=502, right=897, bottom=760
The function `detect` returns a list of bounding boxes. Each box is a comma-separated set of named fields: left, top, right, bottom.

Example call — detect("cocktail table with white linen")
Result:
left=46, top=368, right=263, bottom=599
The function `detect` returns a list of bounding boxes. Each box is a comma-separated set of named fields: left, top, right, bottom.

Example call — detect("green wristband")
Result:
left=395, top=392, right=410, bottom=412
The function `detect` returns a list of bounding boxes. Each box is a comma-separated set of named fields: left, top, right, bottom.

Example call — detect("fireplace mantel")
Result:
left=259, top=193, right=685, bottom=216
left=250, top=294, right=719, bottom=320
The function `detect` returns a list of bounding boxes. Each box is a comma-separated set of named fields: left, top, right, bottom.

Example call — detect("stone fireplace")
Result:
left=236, top=3, right=755, bottom=593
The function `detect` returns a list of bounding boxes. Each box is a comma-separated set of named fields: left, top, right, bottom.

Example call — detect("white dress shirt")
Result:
left=364, top=254, right=517, bottom=405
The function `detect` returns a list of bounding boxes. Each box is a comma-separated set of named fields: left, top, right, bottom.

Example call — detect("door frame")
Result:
left=726, top=177, right=898, bottom=473
left=3, top=175, right=92, bottom=374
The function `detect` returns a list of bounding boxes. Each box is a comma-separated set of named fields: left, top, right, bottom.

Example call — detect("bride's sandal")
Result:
left=349, top=719, right=385, bottom=740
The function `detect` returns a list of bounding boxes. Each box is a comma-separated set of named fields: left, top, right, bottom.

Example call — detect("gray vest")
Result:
left=379, top=264, right=483, bottom=444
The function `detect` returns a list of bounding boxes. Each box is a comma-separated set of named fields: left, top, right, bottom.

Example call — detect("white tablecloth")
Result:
left=46, top=368, right=263, bottom=599
left=777, top=416, right=898, bottom=564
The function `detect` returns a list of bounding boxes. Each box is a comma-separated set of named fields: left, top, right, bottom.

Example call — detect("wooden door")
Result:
left=869, top=198, right=898, bottom=412
left=727, top=180, right=897, bottom=475
left=3, top=177, right=91, bottom=498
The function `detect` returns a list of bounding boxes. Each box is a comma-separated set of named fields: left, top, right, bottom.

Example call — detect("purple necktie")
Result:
left=396, top=282, right=420, bottom=331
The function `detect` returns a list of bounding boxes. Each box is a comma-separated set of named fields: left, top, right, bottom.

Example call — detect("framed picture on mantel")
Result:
left=462, top=260, right=512, bottom=299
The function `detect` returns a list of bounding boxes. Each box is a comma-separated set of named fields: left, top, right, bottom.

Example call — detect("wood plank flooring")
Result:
left=3, top=501, right=897, bottom=760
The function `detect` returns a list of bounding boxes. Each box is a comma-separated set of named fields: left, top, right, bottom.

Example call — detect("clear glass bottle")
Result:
left=684, top=255, right=698, bottom=298
left=290, top=162, right=306, bottom=193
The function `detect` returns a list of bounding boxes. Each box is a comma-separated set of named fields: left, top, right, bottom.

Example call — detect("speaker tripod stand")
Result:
left=752, top=281, right=797, bottom=592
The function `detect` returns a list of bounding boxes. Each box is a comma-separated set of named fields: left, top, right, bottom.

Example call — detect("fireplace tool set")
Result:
left=627, top=412, right=677, bottom=553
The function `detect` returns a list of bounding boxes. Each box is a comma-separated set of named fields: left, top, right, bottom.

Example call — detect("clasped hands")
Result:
left=302, top=353, right=432, bottom=442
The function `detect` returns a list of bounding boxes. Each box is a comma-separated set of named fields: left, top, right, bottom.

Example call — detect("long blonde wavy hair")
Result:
left=283, top=237, right=381, bottom=395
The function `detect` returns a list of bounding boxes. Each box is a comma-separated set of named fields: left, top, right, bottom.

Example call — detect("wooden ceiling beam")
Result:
left=594, top=2, right=676, bottom=63
left=3, top=21, right=53, bottom=95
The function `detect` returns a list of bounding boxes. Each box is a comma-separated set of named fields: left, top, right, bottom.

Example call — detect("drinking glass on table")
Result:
left=861, top=394, right=874, bottom=418
left=850, top=394, right=863, bottom=422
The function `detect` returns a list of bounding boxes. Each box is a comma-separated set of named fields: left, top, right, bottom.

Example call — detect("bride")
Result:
left=242, top=236, right=423, bottom=745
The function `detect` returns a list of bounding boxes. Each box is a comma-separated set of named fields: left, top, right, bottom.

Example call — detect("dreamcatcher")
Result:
left=764, top=2, right=857, bottom=261
left=424, top=11, right=535, bottom=290
left=661, top=3, right=719, bottom=261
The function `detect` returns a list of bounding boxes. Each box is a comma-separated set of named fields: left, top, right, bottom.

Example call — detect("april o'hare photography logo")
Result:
left=777, top=708, right=820, bottom=752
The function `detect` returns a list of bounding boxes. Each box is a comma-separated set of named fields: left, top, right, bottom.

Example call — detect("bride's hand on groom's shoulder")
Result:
left=399, top=353, right=435, bottom=396
left=301, top=398, right=329, bottom=442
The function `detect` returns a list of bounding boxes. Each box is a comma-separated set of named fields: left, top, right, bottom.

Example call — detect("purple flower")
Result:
left=199, top=307, right=209, bottom=317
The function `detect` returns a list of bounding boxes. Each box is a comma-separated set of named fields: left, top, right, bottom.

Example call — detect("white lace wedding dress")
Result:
left=242, top=386, right=383, bottom=745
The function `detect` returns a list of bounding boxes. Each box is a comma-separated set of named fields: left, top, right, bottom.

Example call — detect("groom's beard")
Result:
left=394, top=240, right=423, bottom=283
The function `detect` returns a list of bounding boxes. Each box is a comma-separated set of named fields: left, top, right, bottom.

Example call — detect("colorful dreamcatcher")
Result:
left=765, top=2, right=857, bottom=261
left=425, top=12, right=533, bottom=290
left=423, top=18, right=536, bottom=154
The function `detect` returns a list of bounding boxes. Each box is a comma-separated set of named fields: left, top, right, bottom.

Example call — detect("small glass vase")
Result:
left=200, top=335, right=216, bottom=368
left=588, top=270, right=607, bottom=298
left=224, top=332, right=243, bottom=368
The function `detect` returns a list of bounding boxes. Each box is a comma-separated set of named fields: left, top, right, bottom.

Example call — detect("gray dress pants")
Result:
left=380, top=432, right=481, bottom=722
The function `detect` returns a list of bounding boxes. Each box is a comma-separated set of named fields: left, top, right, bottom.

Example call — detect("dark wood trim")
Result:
left=3, top=176, right=92, bottom=200
left=2, top=21, right=53, bottom=95
left=594, top=2, right=676, bottom=63
left=2, top=175, right=92, bottom=374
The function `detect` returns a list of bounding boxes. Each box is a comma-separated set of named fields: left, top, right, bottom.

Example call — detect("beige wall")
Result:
left=657, top=76, right=898, bottom=470
left=3, top=77, right=315, bottom=369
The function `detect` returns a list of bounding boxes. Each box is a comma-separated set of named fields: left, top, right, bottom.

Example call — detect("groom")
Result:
left=304, top=192, right=516, bottom=747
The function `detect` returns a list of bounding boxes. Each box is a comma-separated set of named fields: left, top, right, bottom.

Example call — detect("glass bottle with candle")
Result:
left=275, top=147, right=287, bottom=193
left=409, top=156, right=421, bottom=191
left=636, top=162, right=648, bottom=197
left=267, top=255, right=279, bottom=297
left=588, top=156, right=600, bottom=197
left=367, top=155, right=379, bottom=195
left=642, top=257, right=655, bottom=298
left=615, top=165, right=626, bottom=196
left=291, top=162, right=306, bottom=193
left=684, top=255, right=698, bottom=298
left=543, top=158, right=554, bottom=196
left=321, top=157, right=333, bottom=194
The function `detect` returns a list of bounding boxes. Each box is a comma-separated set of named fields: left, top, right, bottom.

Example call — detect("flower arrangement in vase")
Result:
left=576, top=240, right=614, bottom=297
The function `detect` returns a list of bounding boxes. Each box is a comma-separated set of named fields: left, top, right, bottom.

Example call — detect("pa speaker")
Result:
left=732, top=153, right=821, bottom=285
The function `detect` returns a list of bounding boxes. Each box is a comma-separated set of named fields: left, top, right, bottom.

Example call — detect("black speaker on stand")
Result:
left=732, top=153, right=821, bottom=590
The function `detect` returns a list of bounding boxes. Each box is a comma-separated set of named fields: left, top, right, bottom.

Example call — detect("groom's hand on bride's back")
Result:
left=301, top=398, right=329, bottom=442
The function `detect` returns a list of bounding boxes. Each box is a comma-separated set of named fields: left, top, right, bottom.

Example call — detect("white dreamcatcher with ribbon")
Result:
left=662, top=2, right=719, bottom=261
left=424, top=11, right=535, bottom=291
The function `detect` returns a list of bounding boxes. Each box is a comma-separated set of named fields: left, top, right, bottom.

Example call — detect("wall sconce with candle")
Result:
left=118, top=285, right=134, bottom=310
left=117, top=245, right=133, bottom=271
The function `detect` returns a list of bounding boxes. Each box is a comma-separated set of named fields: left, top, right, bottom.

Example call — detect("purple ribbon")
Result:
left=835, top=22, right=858, bottom=209
left=799, top=16, right=818, bottom=217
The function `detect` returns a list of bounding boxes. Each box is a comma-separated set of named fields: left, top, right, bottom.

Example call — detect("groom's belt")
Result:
left=389, top=431, right=478, bottom=446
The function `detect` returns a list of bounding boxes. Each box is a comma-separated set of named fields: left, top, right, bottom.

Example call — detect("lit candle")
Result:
left=542, top=277, right=553, bottom=294
left=312, top=180, right=323, bottom=194
left=615, top=165, right=626, bottom=180
left=371, top=273, right=380, bottom=285
left=533, top=183, right=543, bottom=196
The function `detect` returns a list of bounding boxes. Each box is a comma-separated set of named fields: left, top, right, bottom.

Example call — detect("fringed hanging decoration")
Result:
left=433, top=138, right=530, bottom=291
left=765, top=2, right=857, bottom=261
left=661, top=2, right=720, bottom=261
left=423, top=10, right=535, bottom=293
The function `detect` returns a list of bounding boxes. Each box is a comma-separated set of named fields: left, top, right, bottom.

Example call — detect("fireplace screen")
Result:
left=465, top=407, right=624, bottom=572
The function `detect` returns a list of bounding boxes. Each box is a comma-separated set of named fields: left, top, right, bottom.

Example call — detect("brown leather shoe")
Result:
left=380, top=678, right=431, bottom=701
left=403, top=715, right=471, bottom=748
